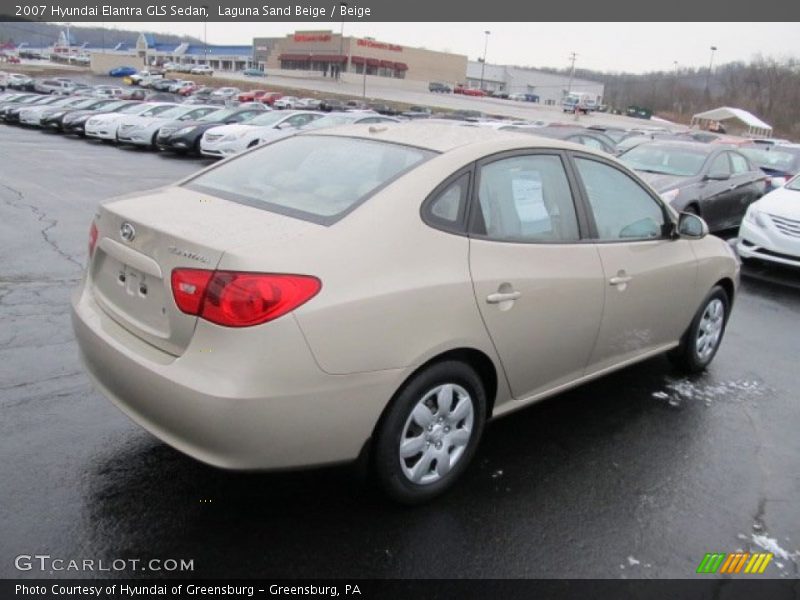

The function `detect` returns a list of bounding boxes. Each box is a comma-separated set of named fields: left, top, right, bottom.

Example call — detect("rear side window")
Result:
left=708, top=154, right=731, bottom=178
left=186, top=135, right=434, bottom=224
left=473, top=154, right=580, bottom=243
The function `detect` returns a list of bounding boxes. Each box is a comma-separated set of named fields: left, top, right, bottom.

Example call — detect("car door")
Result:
left=467, top=151, right=606, bottom=400
left=570, top=154, right=699, bottom=373
left=698, top=152, right=735, bottom=230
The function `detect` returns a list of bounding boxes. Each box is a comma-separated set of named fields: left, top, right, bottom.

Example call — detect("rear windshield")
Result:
left=185, top=135, right=434, bottom=224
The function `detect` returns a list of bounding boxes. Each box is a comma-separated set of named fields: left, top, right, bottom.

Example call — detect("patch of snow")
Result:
left=751, top=534, right=793, bottom=561
left=627, top=556, right=640, bottom=566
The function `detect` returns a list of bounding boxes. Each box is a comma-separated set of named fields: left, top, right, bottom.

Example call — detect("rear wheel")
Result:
left=372, top=361, right=486, bottom=504
left=669, top=285, right=730, bottom=373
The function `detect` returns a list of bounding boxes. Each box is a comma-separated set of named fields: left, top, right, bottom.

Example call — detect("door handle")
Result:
left=486, top=291, right=522, bottom=304
left=609, top=275, right=632, bottom=286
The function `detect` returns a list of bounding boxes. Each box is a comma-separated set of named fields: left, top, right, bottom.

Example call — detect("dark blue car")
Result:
left=109, top=66, right=138, bottom=77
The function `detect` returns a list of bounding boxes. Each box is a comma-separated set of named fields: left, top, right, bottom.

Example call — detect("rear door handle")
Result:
left=609, top=275, right=632, bottom=286
left=486, top=291, right=522, bottom=304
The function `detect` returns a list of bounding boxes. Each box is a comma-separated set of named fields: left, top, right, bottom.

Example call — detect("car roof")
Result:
left=305, top=122, right=606, bottom=156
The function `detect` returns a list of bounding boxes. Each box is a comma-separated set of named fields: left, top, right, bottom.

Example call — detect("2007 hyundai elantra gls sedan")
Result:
left=72, top=123, right=739, bottom=503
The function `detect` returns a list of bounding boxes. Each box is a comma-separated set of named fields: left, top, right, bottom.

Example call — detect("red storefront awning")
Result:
left=379, top=60, right=394, bottom=68
left=278, top=53, right=310, bottom=61
left=350, top=55, right=365, bottom=65
left=394, top=62, right=408, bottom=71
left=365, top=58, right=380, bottom=66
left=310, top=54, right=347, bottom=63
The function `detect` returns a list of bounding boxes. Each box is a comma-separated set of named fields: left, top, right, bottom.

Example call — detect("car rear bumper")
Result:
left=71, top=282, right=398, bottom=470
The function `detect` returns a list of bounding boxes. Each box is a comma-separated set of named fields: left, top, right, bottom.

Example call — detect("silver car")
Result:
left=72, top=124, right=738, bottom=503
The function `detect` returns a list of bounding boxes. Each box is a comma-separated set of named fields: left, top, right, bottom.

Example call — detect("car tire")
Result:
left=372, top=360, right=486, bottom=504
left=669, top=285, right=730, bottom=373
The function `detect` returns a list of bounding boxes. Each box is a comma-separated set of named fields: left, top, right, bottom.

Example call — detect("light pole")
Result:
left=478, top=30, right=490, bottom=91
left=673, top=60, right=679, bottom=112
left=566, top=51, right=577, bottom=95
left=65, top=22, right=71, bottom=63
left=338, top=2, right=347, bottom=79
left=705, top=45, right=717, bottom=98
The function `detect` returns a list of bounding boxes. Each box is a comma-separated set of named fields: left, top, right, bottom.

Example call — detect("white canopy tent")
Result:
left=690, top=107, right=773, bottom=138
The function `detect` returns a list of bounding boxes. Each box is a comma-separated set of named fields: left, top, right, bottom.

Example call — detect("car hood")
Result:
left=88, top=113, right=126, bottom=123
left=119, top=115, right=163, bottom=127
left=636, top=171, right=692, bottom=192
left=204, top=124, right=259, bottom=136
left=752, top=186, right=800, bottom=219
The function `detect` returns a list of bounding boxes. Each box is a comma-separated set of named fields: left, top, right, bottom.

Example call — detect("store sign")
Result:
left=357, top=39, right=403, bottom=52
left=294, top=34, right=332, bottom=43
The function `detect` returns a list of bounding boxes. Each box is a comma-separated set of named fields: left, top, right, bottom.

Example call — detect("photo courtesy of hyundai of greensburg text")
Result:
left=0, top=0, right=799, bottom=597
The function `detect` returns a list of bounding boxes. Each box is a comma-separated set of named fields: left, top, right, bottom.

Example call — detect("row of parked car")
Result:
left=2, top=81, right=798, bottom=270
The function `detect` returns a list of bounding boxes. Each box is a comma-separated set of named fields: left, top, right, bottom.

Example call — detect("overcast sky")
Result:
left=69, top=22, right=800, bottom=73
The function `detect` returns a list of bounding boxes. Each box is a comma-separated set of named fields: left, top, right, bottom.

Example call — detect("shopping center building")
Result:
left=254, top=31, right=468, bottom=84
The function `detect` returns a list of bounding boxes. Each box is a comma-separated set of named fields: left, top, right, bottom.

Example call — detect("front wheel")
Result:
left=372, top=361, right=486, bottom=504
left=669, top=286, right=730, bottom=373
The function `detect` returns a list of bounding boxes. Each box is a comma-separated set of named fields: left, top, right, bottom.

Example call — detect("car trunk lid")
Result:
left=89, top=186, right=317, bottom=356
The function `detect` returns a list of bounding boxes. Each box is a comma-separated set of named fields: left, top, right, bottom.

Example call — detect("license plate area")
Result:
left=92, top=251, right=171, bottom=338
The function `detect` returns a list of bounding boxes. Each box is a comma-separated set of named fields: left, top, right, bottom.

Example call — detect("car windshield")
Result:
left=185, top=135, right=434, bottom=223
left=247, top=112, right=293, bottom=126
left=197, top=108, right=235, bottom=122
left=786, top=175, right=800, bottom=191
left=103, top=101, right=131, bottom=111
left=140, top=104, right=176, bottom=117
left=301, top=115, right=360, bottom=130
left=739, top=148, right=800, bottom=172
left=119, top=103, right=149, bottom=114
left=152, top=106, right=191, bottom=119
left=620, top=145, right=709, bottom=176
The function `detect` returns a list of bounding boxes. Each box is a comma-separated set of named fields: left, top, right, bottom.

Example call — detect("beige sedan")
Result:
left=71, top=123, right=739, bottom=503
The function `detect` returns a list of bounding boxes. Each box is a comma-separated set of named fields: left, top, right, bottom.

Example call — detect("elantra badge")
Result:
left=120, top=222, right=136, bottom=242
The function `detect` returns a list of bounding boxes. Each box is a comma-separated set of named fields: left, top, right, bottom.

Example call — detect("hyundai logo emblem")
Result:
left=120, top=222, right=136, bottom=242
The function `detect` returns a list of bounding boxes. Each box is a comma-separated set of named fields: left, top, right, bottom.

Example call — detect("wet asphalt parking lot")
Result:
left=0, top=124, right=799, bottom=580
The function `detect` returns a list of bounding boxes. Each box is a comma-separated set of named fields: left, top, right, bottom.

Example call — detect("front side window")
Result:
left=474, top=154, right=580, bottom=242
left=708, top=154, right=731, bottom=178
left=574, top=157, right=665, bottom=241
left=186, top=135, right=433, bottom=224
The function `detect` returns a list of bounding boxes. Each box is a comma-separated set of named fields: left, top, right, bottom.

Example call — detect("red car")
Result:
left=456, top=86, right=486, bottom=97
left=259, top=92, right=283, bottom=106
left=6, top=55, right=21, bottom=64
left=178, top=83, right=198, bottom=96
left=238, top=89, right=268, bottom=102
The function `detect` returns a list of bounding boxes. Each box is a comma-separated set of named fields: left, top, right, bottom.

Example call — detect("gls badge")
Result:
left=120, top=222, right=136, bottom=242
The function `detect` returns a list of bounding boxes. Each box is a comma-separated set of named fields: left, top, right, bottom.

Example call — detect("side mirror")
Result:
left=705, top=172, right=730, bottom=181
left=677, top=212, right=709, bottom=239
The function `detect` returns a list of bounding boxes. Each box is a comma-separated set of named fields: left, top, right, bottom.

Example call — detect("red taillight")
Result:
left=171, top=269, right=321, bottom=327
left=171, top=269, right=214, bottom=315
left=88, top=221, right=98, bottom=257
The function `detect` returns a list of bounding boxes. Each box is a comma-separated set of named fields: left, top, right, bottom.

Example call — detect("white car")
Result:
left=129, top=71, right=163, bottom=85
left=273, top=96, right=300, bottom=110
left=190, top=65, right=214, bottom=75
left=200, top=111, right=323, bottom=158
left=210, top=87, right=240, bottom=99
left=737, top=175, right=800, bottom=268
left=116, top=104, right=219, bottom=148
left=18, top=96, right=85, bottom=126
left=169, top=80, right=194, bottom=93
left=6, top=73, right=33, bottom=90
left=294, top=97, right=322, bottom=110
left=92, top=86, right=124, bottom=98
left=85, top=102, right=177, bottom=141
